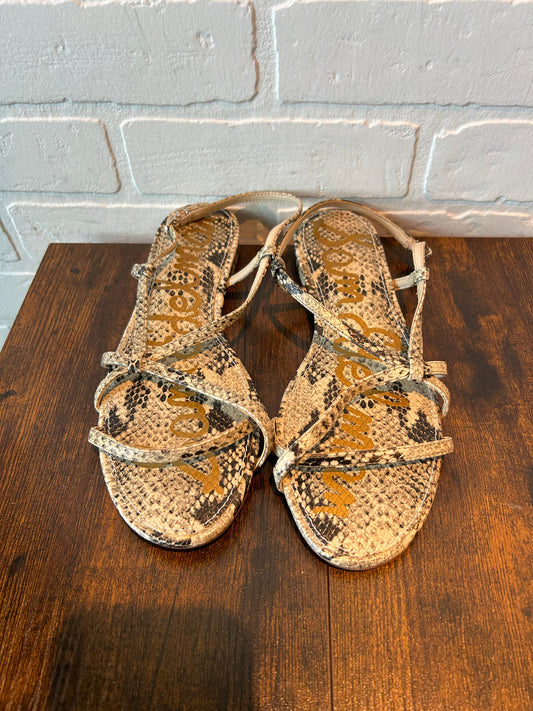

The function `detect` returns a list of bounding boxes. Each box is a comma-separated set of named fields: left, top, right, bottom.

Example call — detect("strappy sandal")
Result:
left=89, top=192, right=302, bottom=548
left=270, top=200, right=453, bottom=570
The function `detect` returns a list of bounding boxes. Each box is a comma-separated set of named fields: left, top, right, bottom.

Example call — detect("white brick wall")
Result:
left=275, top=1, right=533, bottom=106
left=7, top=203, right=177, bottom=262
left=0, top=1, right=255, bottom=104
left=122, top=119, right=417, bottom=196
left=0, top=118, right=119, bottom=193
left=426, top=121, right=533, bottom=202
left=1, top=0, right=532, bottom=349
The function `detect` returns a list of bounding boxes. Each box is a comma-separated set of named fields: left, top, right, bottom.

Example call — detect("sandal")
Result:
left=89, top=192, right=302, bottom=548
left=270, top=200, right=453, bottom=570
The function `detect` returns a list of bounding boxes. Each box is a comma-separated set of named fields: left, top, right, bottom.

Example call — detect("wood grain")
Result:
left=0, top=240, right=531, bottom=710
left=329, top=238, right=533, bottom=710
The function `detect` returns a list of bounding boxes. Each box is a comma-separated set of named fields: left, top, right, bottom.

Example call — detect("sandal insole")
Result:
left=98, top=211, right=261, bottom=547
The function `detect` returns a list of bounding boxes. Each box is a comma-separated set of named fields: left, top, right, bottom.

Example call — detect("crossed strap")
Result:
left=269, top=200, right=453, bottom=490
left=89, top=191, right=302, bottom=469
left=272, top=360, right=452, bottom=489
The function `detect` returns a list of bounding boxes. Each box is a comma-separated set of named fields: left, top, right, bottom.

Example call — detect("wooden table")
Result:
left=0, top=239, right=531, bottom=710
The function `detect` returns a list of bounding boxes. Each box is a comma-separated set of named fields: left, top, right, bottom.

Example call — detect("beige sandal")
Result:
left=89, top=192, right=301, bottom=548
left=271, top=200, right=453, bottom=570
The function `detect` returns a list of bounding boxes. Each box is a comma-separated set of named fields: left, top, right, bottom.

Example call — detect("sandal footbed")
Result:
left=96, top=211, right=265, bottom=547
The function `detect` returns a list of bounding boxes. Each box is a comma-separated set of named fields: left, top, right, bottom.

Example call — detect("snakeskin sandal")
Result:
left=271, top=200, right=453, bottom=570
left=89, top=192, right=302, bottom=548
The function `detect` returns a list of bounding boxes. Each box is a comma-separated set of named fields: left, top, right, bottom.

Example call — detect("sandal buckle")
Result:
left=131, top=263, right=156, bottom=280
left=413, top=267, right=429, bottom=284
left=257, top=244, right=276, bottom=262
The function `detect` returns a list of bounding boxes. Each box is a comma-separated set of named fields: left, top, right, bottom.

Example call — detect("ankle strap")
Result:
left=276, top=199, right=427, bottom=256
left=169, top=191, right=302, bottom=231
left=164, top=191, right=302, bottom=287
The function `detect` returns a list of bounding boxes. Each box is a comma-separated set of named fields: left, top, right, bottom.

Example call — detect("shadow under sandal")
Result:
left=271, top=200, right=453, bottom=570
left=89, top=192, right=301, bottom=548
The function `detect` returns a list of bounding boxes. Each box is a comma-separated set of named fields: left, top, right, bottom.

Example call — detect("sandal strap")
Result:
left=269, top=200, right=450, bottom=490
left=279, top=437, right=454, bottom=477
left=272, top=200, right=430, bottom=380
left=143, top=224, right=286, bottom=359
left=270, top=256, right=407, bottom=368
left=89, top=419, right=252, bottom=465
left=128, top=192, right=302, bottom=361
left=95, top=352, right=275, bottom=467
left=168, top=191, right=303, bottom=234
left=273, top=361, right=450, bottom=490
left=93, top=192, right=302, bottom=469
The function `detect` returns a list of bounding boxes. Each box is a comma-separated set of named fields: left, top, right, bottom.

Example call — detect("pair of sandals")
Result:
left=89, top=192, right=452, bottom=570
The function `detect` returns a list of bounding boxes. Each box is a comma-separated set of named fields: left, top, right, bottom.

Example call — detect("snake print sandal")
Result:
left=271, top=200, right=453, bottom=570
left=89, top=192, right=301, bottom=548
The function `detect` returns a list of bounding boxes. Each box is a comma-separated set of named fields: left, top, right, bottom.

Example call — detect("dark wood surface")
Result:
left=0, top=239, right=531, bottom=710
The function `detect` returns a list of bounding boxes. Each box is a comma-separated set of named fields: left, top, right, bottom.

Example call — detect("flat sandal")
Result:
left=271, top=199, right=453, bottom=570
left=89, top=192, right=302, bottom=548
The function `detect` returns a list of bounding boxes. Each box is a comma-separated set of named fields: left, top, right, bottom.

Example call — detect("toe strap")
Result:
left=273, top=361, right=452, bottom=490
left=299, top=437, right=454, bottom=470
left=89, top=419, right=252, bottom=465
left=93, top=354, right=274, bottom=466
left=274, top=437, right=454, bottom=489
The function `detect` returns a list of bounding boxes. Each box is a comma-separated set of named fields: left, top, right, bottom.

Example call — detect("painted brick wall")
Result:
left=1, top=0, right=532, bottom=347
